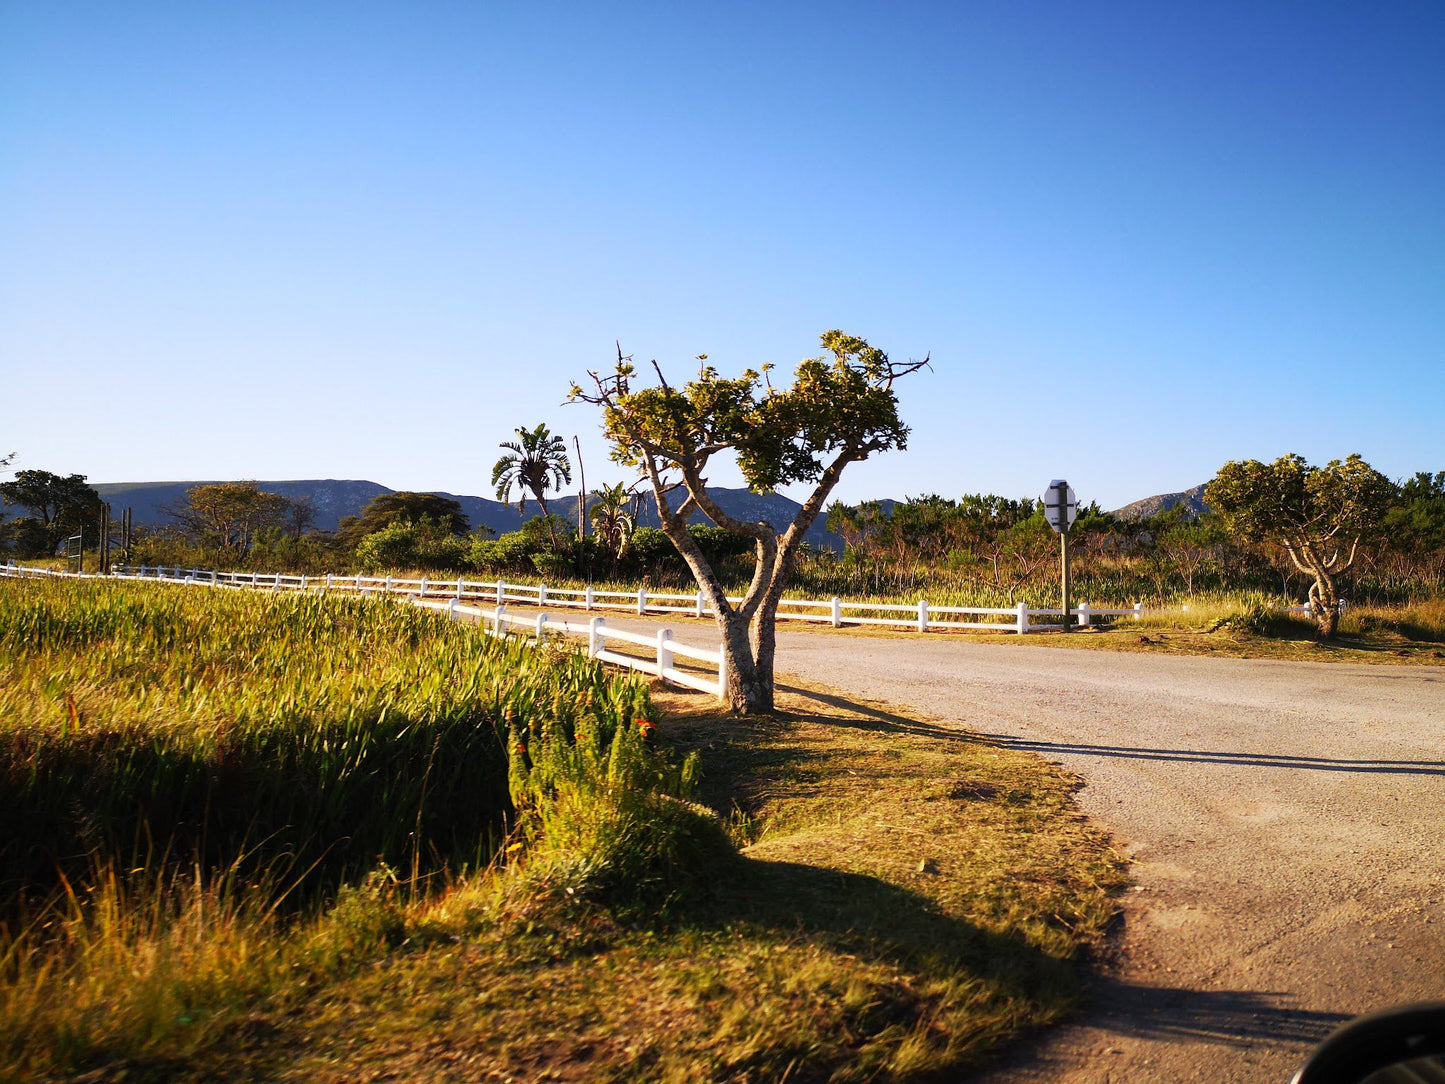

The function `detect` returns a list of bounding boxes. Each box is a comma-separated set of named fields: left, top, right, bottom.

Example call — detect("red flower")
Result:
left=636, top=718, right=656, bottom=738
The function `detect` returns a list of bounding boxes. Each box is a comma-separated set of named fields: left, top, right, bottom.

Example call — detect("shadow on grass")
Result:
left=773, top=682, right=966, bottom=740
left=674, top=852, right=1080, bottom=1072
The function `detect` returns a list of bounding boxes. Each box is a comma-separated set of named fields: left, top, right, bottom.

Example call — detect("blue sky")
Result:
left=2, top=2, right=1441, bottom=511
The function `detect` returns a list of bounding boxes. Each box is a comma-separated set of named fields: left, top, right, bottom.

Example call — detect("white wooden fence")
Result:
left=92, top=563, right=1177, bottom=634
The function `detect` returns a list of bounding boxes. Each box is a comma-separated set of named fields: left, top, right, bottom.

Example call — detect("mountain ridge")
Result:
left=88, top=479, right=844, bottom=549
left=84, top=478, right=1214, bottom=543
left=1109, top=483, right=1210, bottom=520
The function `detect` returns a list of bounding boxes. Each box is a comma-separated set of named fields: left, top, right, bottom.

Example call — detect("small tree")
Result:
left=335, top=492, right=470, bottom=549
left=1205, top=453, right=1395, bottom=637
left=590, top=481, right=638, bottom=558
left=573, top=330, right=926, bottom=713
left=172, top=481, right=290, bottom=556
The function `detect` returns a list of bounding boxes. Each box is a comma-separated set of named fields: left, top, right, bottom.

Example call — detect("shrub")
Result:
left=470, top=530, right=541, bottom=573
left=355, top=518, right=469, bottom=572
left=506, top=701, right=733, bottom=912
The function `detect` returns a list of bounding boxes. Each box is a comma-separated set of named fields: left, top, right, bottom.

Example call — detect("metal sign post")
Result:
left=1043, top=479, right=1078, bottom=633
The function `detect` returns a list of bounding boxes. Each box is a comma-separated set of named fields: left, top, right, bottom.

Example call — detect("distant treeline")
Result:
left=5, top=466, right=1443, bottom=606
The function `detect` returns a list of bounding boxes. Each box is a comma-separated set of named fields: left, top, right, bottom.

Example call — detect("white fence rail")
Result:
left=93, top=563, right=1174, bottom=634
left=5, top=561, right=1338, bottom=639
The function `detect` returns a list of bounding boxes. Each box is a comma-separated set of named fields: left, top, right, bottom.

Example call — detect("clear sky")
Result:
left=2, top=2, right=1442, bottom=511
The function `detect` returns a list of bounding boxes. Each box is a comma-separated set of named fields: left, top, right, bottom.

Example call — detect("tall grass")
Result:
left=0, top=579, right=657, bottom=904
left=0, top=577, right=714, bottom=1080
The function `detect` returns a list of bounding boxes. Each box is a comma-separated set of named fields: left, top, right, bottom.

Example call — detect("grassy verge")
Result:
left=2, top=578, right=1126, bottom=1082
left=154, top=686, right=1125, bottom=1083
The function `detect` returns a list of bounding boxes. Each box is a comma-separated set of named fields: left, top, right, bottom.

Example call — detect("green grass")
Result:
left=0, top=578, right=658, bottom=908
left=0, top=578, right=1127, bottom=1082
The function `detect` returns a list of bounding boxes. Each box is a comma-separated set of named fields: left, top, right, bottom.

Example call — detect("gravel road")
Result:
left=766, top=630, right=1445, bottom=1084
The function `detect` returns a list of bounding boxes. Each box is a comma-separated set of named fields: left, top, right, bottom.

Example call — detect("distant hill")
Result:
left=89, top=479, right=843, bottom=550
left=1111, top=483, right=1210, bottom=520
left=87, top=475, right=1224, bottom=543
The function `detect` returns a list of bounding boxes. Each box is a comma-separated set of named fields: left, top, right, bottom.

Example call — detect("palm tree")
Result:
left=492, top=424, right=573, bottom=523
left=589, top=481, right=637, bottom=557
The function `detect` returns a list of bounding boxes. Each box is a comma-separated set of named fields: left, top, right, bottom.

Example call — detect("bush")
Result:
left=506, top=703, right=733, bottom=913
left=470, top=530, right=542, bottom=573
left=355, top=519, right=468, bottom=572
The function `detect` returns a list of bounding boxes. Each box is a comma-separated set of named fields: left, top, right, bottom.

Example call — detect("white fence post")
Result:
left=496, top=579, right=505, bottom=605
left=535, top=612, right=547, bottom=639
left=539, top=583, right=548, bottom=605
left=637, top=588, right=647, bottom=616
left=211, top=570, right=218, bottom=586
left=1016, top=602, right=1029, bottom=635
left=326, top=573, right=333, bottom=590
left=419, top=576, right=428, bottom=598
left=1133, top=602, right=1143, bottom=621
left=1078, top=602, right=1091, bottom=628
left=300, top=574, right=307, bottom=591
left=274, top=573, right=281, bottom=591
left=657, top=628, right=673, bottom=684
left=456, top=578, right=464, bottom=600
left=493, top=604, right=507, bottom=635
left=449, top=597, right=459, bottom=618
left=589, top=615, right=605, bottom=656
left=917, top=599, right=928, bottom=633
left=696, top=589, right=705, bottom=618
left=585, top=585, right=595, bottom=611
left=831, top=597, right=842, bottom=627
left=355, top=573, right=363, bottom=591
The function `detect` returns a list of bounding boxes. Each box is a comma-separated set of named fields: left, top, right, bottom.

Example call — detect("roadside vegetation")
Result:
left=0, top=579, right=1124, bottom=1082
left=4, top=403, right=1441, bottom=652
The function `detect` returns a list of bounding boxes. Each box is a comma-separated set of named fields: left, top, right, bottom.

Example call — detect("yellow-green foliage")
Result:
left=0, top=578, right=655, bottom=903
left=506, top=706, right=732, bottom=911
left=0, top=578, right=711, bottom=1081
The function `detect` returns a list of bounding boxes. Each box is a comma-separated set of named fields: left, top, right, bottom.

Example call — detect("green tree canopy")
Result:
left=573, top=330, right=927, bottom=713
left=1384, top=471, right=1445, bottom=555
left=335, top=492, right=470, bottom=548
left=1205, top=453, right=1395, bottom=636
left=0, top=469, right=102, bottom=555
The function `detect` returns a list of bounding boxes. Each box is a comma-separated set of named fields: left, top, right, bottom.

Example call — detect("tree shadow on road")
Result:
left=773, top=683, right=1445, bottom=779
left=973, top=735, right=1445, bottom=777
left=1084, top=977, right=1353, bottom=1046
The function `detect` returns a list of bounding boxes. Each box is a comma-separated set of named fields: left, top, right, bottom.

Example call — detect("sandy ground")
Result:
left=455, top=604, right=1445, bottom=1082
